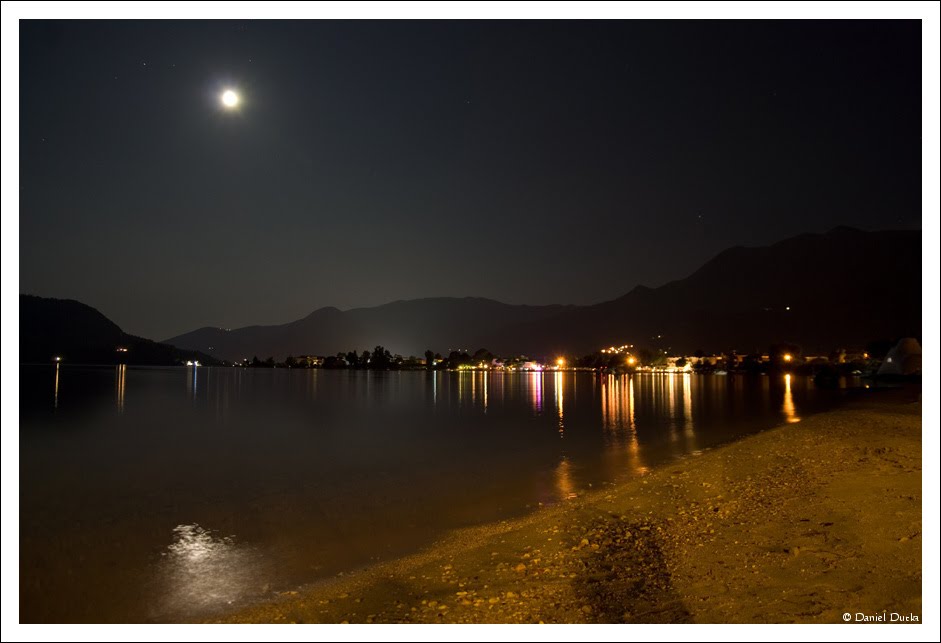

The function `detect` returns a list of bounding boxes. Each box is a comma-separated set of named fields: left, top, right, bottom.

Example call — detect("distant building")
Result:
left=842, top=348, right=869, bottom=362
left=520, top=361, right=543, bottom=371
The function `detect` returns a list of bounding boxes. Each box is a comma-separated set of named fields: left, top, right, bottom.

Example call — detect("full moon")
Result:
left=221, top=89, right=239, bottom=108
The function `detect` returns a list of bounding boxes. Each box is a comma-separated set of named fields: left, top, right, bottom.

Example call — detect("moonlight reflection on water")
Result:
left=155, top=524, right=268, bottom=620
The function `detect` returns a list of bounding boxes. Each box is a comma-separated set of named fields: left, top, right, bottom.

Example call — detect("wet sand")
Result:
left=217, top=389, right=922, bottom=624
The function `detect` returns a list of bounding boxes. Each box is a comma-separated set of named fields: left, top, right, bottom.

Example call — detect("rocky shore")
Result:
left=217, top=390, right=922, bottom=624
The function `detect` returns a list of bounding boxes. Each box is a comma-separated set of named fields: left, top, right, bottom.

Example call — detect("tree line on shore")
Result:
left=231, top=337, right=899, bottom=377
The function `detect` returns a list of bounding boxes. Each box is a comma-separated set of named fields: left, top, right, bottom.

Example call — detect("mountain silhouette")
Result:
left=164, top=227, right=920, bottom=360
left=20, top=295, right=217, bottom=365
left=481, top=226, right=921, bottom=355
left=164, top=297, right=573, bottom=361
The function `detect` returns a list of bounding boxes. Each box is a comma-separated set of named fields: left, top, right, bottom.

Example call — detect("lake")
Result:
left=19, top=365, right=854, bottom=622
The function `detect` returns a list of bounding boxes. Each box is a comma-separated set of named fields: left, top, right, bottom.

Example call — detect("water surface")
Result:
left=20, top=366, right=852, bottom=622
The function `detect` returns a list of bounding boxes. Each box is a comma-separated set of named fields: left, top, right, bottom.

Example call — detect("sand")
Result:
left=215, top=389, right=922, bottom=624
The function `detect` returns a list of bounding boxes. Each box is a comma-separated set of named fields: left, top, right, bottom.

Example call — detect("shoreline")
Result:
left=215, top=389, right=922, bottom=624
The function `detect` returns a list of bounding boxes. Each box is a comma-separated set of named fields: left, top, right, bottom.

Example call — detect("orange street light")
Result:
left=783, top=353, right=793, bottom=362
left=627, top=356, right=637, bottom=366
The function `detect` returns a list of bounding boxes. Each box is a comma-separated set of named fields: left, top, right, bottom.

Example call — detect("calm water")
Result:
left=20, top=366, right=852, bottom=622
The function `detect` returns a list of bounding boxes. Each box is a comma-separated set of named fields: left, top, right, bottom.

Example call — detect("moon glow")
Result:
left=221, top=89, right=239, bottom=108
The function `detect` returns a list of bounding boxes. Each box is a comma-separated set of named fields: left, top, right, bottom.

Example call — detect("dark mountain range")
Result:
left=19, top=295, right=217, bottom=365
left=164, top=298, right=574, bottom=362
left=482, top=227, right=921, bottom=356
left=164, top=227, right=920, bottom=360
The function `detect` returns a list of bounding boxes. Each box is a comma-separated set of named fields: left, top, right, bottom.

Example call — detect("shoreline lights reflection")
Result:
left=456, top=370, right=490, bottom=411
left=782, top=373, right=801, bottom=424
left=163, top=370, right=802, bottom=506
left=552, top=373, right=577, bottom=500
left=683, top=372, right=693, bottom=427
left=600, top=373, right=650, bottom=475
left=185, top=363, right=198, bottom=400
left=115, top=364, right=126, bottom=413
left=531, top=370, right=543, bottom=413
left=555, top=457, right=577, bottom=500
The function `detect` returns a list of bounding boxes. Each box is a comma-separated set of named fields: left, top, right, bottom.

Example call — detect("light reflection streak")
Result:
left=601, top=374, right=630, bottom=431
left=667, top=374, right=678, bottom=443
left=308, top=368, right=318, bottom=400
left=627, top=375, right=646, bottom=474
left=453, top=371, right=495, bottom=411
left=53, top=363, right=59, bottom=409
left=555, top=371, right=564, bottom=437
left=682, top=372, right=695, bottom=446
left=115, top=364, right=126, bottom=413
left=555, top=457, right=577, bottom=500
left=627, top=375, right=648, bottom=475
left=783, top=374, right=800, bottom=423
left=600, top=374, right=647, bottom=475
left=667, top=373, right=676, bottom=419
left=531, top=371, right=543, bottom=413
left=601, top=374, right=618, bottom=431
left=628, top=374, right=636, bottom=432
left=185, top=364, right=198, bottom=401
left=458, top=371, right=467, bottom=407
left=213, top=368, right=239, bottom=420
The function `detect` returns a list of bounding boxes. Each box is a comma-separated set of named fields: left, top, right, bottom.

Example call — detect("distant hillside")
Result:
left=19, top=295, right=217, bottom=365
left=164, top=228, right=920, bottom=360
left=481, top=227, right=921, bottom=355
left=165, top=298, right=574, bottom=361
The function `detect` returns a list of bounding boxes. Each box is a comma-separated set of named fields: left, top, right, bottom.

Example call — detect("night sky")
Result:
left=19, top=20, right=921, bottom=340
